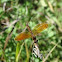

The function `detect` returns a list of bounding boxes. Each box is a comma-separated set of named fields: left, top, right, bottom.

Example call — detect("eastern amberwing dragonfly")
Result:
left=15, top=23, right=48, bottom=41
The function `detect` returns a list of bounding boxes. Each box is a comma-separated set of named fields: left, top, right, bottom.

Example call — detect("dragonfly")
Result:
left=15, top=23, right=48, bottom=41
left=15, top=23, right=48, bottom=59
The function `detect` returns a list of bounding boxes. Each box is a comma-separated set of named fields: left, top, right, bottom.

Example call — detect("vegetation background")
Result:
left=0, top=0, right=62, bottom=62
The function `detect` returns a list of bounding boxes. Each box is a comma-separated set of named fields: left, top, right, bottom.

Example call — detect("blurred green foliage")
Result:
left=0, top=0, right=62, bottom=62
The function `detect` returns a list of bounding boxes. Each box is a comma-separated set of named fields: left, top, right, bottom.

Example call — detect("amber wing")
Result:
left=15, top=23, right=48, bottom=41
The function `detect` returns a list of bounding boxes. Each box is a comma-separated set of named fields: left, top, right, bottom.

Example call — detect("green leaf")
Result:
left=0, top=7, right=3, bottom=13
left=16, top=42, right=20, bottom=62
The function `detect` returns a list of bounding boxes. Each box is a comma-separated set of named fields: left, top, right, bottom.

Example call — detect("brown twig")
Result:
left=1, top=19, right=19, bottom=61
left=51, top=42, right=62, bottom=49
left=4, top=19, right=19, bottom=50
left=46, top=0, right=54, bottom=13
left=42, top=43, right=58, bottom=62
left=0, top=20, right=19, bottom=35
